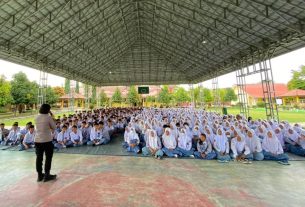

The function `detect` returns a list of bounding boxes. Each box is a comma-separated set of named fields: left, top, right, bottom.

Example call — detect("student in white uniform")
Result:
left=0, top=123, right=9, bottom=143
left=70, top=125, right=83, bottom=147
left=177, top=128, right=194, bottom=157
left=125, top=127, right=140, bottom=154
left=286, top=130, right=305, bottom=156
left=88, top=122, right=104, bottom=146
left=213, top=128, right=231, bottom=163
left=194, top=133, right=217, bottom=160
left=142, top=130, right=163, bottom=159
left=80, top=121, right=90, bottom=145
left=230, top=132, right=252, bottom=163
left=3, top=123, right=20, bottom=146
left=55, top=125, right=73, bottom=149
left=245, top=129, right=264, bottom=161
left=100, top=122, right=111, bottom=145
left=262, top=130, right=290, bottom=165
left=284, top=127, right=299, bottom=149
left=19, top=125, right=35, bottom=151
left=162, top=128, right=182, bottom=158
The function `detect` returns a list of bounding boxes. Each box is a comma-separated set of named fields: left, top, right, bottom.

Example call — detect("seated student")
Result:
left=245, top=129, right=264, bottom=161
left=194, top=133, right=217, bottom=160
left=99, top=122, right=111, bottom=145
left=284, top=127, right=299, bottom=150
left=293, top=123, right=303, bottom=134
left=142, top=130, right=163, bottom=159
left=177, top=128, right=194, bottom=157
left=255, top=125, right=267, bottom=141
left=204, top=126, right=215, bottom=144
left=230, top=132, right=252, bottom=163
left=162, top=128, right=182, bottom=158
left=19, top=125, right=35, bottom=151
left=19, top=122, right=32, bottom=143
left=122, top=126, right=131, bottom=148
left=117, top=118, right=125, bottom=133
left=213, top=128, right=231, bottom=163
left=125, top=127, right=140, bottom=154
left=70, top=125, right=83, bottom=147
left=55, top=125, right=73, bottom=149
left=286, top=131, right=305, bottom=156
left=192, top=125, right=201, bottom=148
left=80, top=121, right=90, bottom=145
left=262, top=130, right=290, bottom=165
left=0, top=123, right=9, bottom=142
left=274, top=127, right=286, bottom=151
left=88, top=122, right=104, bottom=146
left=2, top=123, right=20, bottom=146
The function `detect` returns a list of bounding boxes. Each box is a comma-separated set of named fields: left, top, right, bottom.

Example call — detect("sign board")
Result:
left=276, top=98, right=283, bottom=105
left=138, top=86, right=149, bottom=94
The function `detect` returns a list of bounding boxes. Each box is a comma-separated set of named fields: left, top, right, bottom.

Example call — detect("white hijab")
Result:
left=262, top=130, right=283, bottom=154
left=147, top=130, right=159, bottom=149
left=214, top=128, right=228, bottom=152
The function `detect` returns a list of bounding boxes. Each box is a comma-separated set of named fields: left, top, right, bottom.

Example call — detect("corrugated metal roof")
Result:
left=0, top=0, right=305, bottom=86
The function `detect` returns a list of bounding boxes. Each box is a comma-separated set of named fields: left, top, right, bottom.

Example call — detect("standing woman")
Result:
left=35, top=104, right=57, bottom=182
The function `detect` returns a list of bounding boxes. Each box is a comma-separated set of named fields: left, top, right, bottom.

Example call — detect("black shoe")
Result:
left=43, top=174, right=57, bottom=182
left=37, top=173, right=45, bottom=182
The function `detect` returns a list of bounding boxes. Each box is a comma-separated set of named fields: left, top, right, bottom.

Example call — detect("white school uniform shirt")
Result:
left=23, top=131, right=35, bottom=144
left=126, top=130, right=139, bottom=144
left=245, top=131, right=262, bottom=153
left=284, top=129, right=299, bottom=145
left=262, top=131, right=284, bottom=155
left=90, top=129, right=102, bottom=141
left=7, top=130, right=19, bottom=141
left=162, top=129, right=177, bottom=149
left=70, top=130, right=83, bottom=142
left=213, top=129, right=229, bottom=154
left=146, top=130, right=162, bottom=150
left=101, top=127, right=110, bottom=140
left=177, top=132, right=192, bottom=151
left=231, top=136, right=250, bottom=158
left=197, top=140, right=212, bottom=154
left=57, top=131, right=70, bottom=142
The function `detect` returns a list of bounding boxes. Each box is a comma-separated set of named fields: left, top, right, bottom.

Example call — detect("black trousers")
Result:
left=35, top=141, right=54, bottom=176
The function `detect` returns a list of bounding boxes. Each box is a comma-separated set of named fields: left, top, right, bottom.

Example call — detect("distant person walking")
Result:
left=35, top=104, right=57, bottom=182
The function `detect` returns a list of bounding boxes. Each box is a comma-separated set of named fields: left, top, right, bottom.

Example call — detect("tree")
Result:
left=287, top=65, right=305, bottom=90
left=53, top=86, right=65, bottom=97
left=127, top=85, right=140, bottom=106
left=75, top=82, right=80, bottom=93
left=0, top=75, right=12, bottom=107
left=223, top=88, right=237, bottom=102
left=158, top=85, right=172, bottom=105
left=99, top=90, right=108, bottom=106
left=64, top=79, right=70, bottom=94
left=46, top=87, right=59, bottom=105
left=11, top=72, right=38, bottom=113
left=174, top=87, right=190, bottom=103
left=111, top=87, right=123, bottom=103
left=91, top=86, right=97, bottom=104
left=203, top=88, right=213, bottom=103
left=146, top=96, right=156, bottom=102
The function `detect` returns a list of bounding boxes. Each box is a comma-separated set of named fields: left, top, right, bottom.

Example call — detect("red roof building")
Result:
left=243, top=83, right=288, bottom=98
left=278, top=89, right=305, bottom=98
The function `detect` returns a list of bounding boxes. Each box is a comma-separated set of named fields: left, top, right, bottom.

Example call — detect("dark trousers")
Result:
left=35, top=141, right=54, bottom=176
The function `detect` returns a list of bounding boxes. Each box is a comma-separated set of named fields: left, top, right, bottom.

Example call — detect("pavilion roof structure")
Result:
left=0, top=0, right=305, bottom=86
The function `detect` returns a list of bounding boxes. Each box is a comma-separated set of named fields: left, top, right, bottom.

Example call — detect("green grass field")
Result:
left=219, top=107, right=305, bottom=123
left=1, top=111, right=74, bottom=127
left=1, top=107, right=305, bottom=127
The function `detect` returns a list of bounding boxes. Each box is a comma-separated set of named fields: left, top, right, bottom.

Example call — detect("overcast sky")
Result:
left=1, top=46, right=305, bottom=89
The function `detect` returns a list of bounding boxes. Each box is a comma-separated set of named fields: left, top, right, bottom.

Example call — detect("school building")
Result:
left=234, top=83, right=305, bottom=107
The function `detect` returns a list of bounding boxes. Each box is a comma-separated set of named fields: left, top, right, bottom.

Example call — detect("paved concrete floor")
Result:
left=0, top=150, right=304, bottom=207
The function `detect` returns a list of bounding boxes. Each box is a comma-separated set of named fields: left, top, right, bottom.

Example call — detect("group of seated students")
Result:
left=1, top=108, right=304, bottom=165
